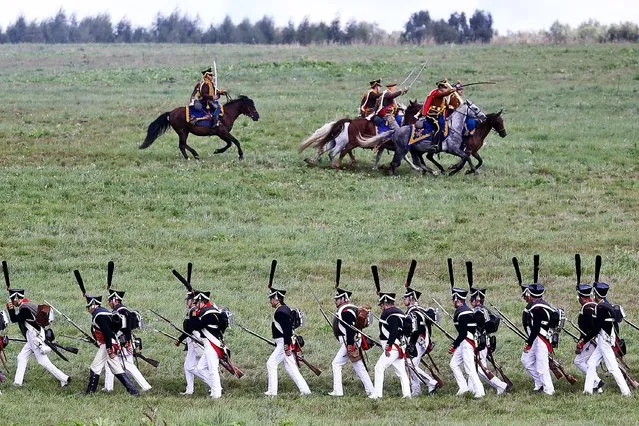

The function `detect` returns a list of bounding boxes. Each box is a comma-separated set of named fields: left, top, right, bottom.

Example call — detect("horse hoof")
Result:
left=238, top=155, right=244, bottom=161
left=304, top=158, right=317, bottom=167
left=213, top=149, right=222, bottom=154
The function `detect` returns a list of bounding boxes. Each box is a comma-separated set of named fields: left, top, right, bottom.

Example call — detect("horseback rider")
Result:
left=359, top=79, right=383, bottom=118
left=373, top=83, right=408, bottom=131
left=420, top=79, right=458, bottom=139
left=190, top=67, right=227, bottom=127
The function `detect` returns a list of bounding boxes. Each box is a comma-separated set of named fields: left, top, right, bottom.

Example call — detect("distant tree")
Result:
left=469, top=10, right=493, bottom=43
left=448, top=12, right=470, bottom=43
left=328, top=18, right=342, bottom=43
left=115, top=19, right=133, bottom=43
left=255, top=16, right=276, bottom=44
left=236, top=18, right=255, bottom=43
left=218, top=15, right=237, bottom=43
left=343, top=19, right=359, bottom=43
left=42, top=10, right=70, bottom=43
left=401, top=10, right=431, bottom=44
left=202, top=25, right=219, bottom=43
left=548, top=21, right=571, bottom=43
left=6, top=16, right=28, bottom=42
left=604, top=22, right=639, bottom=42
left=78, top=14, right=114, bottom=42
left=281, top=20, right=296, bottom=44
left=68, top=15, right=81, bottom=42
left=296, top=17, right=312, bottom=45
left=132, top=27, right=152, bottom=42
left=311, top=22, right=329, bottom=44
left=576, top=19, right=604, bottom=42
left=431, top=20, right=459, bottom=44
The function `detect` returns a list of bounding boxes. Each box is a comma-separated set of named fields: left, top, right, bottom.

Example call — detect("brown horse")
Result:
left=428, top=109, right=507, bottom=174
left=299, top=100, right=422, bottom=169
left=140, top=95, right=259, bottom=160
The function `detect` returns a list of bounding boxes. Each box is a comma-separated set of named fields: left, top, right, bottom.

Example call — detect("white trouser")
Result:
left=585, top=333, right=631, bottom=396
left=574, top=341, right=601, bottom=387
left=195, top=340, right=222, bottom=398
left=521, top=336, right=554, bottom=395
left=183, top=338, right=199, bottom=393
left=90, top=344, right=125, bottom=376
left=331, top=342, right=374, bottom=395
left=266, top=337, right=310, bottom=395
left=450, top=339, right=485, bottom=397
left=14, top=328, right=69, bottom=386
left=476, top=347, right=507, bottom=392
left=104, top=348, right=152, bottom=392
left=410, top=341, right=438, bottom=396
left=371, top=340, right=411, bottom=398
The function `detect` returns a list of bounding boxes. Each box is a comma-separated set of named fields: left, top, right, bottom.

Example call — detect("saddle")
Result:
left=374, top=114, right=403, bottom=135
left=186, top=103, right=224, bottom=127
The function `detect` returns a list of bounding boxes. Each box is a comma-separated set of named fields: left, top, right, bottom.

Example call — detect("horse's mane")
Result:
left=225, top=95, right=251, bottom=106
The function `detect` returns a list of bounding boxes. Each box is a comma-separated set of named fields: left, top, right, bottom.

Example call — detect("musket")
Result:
left=624, top=318, right=639, bottom=333
left=47, top=340, right=79, bottom=355
left=133, top=351, right=160, bottom=368
left=149, top=309, right=203, bottom=345
left=489, top=302, right=577, bottom=384
left=487, top=352, right=513, bottom=390
left=431, top=298, right=454, bottom=321
left=45, top=300, right=98, bottom=347
left=330, top=311, right=382, bottom=348
left=307, top=284, right=332, bottom=327
left=59, top=334, right=93, bottom=344
left=423, top=355, right=445, bottom=388
left=236, top=322, right=319, bottom=376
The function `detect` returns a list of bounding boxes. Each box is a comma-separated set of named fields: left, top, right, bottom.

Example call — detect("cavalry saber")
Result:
left=406, top=62, right=428, bottom=89
left=461, top=81, right=497, bottom=87
left=399, top=64, right=420, bottom=87
left=45, top=300, right=98, bottom=347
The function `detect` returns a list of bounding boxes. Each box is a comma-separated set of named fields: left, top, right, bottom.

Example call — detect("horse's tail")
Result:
left=357, top=130, right=395, bottom=148
left=299, top=120, right=340, bottom=153
left=140, top=112, right=171, bottom=149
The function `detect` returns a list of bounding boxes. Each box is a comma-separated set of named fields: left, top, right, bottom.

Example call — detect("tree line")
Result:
left=0, top=10, right=494, bottom=44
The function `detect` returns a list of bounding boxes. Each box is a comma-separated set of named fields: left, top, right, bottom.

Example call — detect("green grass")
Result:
left=0, top=43, right=638, bottom=425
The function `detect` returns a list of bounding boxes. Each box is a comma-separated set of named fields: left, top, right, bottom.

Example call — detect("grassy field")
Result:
left=0, top=42, right=638, bottom=425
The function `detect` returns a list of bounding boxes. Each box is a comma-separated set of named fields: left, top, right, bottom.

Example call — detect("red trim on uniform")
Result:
left=539, top=336, right=553, bottom=353
left=209, top=340, right=224, bottom=358
left=94, top=330, right=105, bottom=345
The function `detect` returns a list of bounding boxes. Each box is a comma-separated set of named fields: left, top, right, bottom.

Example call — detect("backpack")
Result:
left=127, top=309, right=143, bottom=331
left=110, top=312, right=123, bottom=332
left=485, top=313, right=501, bottom=334
left=291, top=308, right=304, bottom=329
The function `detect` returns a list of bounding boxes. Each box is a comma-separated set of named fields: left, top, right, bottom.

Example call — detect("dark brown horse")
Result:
left=430, top=109, right=507, bottom=174
left=140, top=95, right=259, bottom=160
left=299, top=100, right=422, bottom=169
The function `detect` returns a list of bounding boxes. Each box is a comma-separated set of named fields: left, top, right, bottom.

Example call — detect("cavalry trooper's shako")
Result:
left=437, top=79, right=448, bottom=89
left=378, top=292, right=395, bottom=305
left=470, top=287, right=486, bottom=301
left=85, top=295, right=102, bottom=307
left=593, top=282, right=609, bottom=299
left=201, top=67, right=213, bottom=76
left=8, top=288, right=25, bottom=300
left=403, top=287, right=422, bottom=300
left=576, top=284, right=593, bottom=297
left=334, top=288, right=352, bottom=300
left=527, top=283, right=545, bottom=298
left=451, top=287, right=468, bottom=301
left=108, top=290, right=125, bottom=301
left=369, top=79, right=381, bottom=88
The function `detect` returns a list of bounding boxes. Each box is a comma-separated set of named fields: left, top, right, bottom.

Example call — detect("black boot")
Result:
left=86, top=370, right=100, bottom=394
left=116, top=373, right=140, bottom=396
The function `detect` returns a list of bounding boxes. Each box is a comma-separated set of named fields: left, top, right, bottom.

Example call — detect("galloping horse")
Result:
left=358, top=100, right=486, bottom=176
left=443, top=109, right=507, bottom=174
left=140, top=95, right=259, bottom=160
left=299, top=100, right=422, bottom=169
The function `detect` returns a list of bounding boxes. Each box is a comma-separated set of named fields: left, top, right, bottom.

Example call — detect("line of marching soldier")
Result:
left=0, top=254, right=637, bottom=399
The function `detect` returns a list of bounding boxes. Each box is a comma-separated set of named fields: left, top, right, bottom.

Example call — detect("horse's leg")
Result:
left=218, top=133, right=243, bottom=160
left=390, top=147, right=405, bottom=176
left=412, top=151, right=435, bottom=175
left=373, top=148, right=384, bottom=170
left=448, top=148, right=476, bottom=175
left=425, top=152, right=446, bottom=174
left=348, top=151, right=356, bottom=166
left=178, top=132, right=190, bottom=160
left=213, top=134, right=233, bottom=155
left=472, top=152, right=483, bottom=170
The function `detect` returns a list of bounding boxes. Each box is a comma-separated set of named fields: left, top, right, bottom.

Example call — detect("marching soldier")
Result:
left=189, top=67, right=227, bottom=127
left=369, top=292, right=411, bottom=399
left=265, top=286, right=311, bottom=396
left=402, top=287, right=440, bottom=396
left=520, top=283, right=555, bottom=395
left=573, top=283, right=604, bottom=392
left=373, top=83, right=408, bottom=131
left=329, top=287, right=374, bottom=397
left=470, top=287, right=508, bottom=395
left=103, top=290, right=152, bottom=393
left=582, top=282, right=631, bottom=396
left=7, top=288, right=70, bottom=387
left=85, top=294, right=139, bottom=396
left=192, top=291, right=226, bottom=399
left=359, top=79, right=382, bottom=118
left=175, top=290, right=206, bottom=395
left=449, top=287, right=484, bottom=398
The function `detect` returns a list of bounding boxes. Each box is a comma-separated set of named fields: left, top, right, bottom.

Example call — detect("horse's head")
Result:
left=465, top=100, right=487, bottom=122
left=233, top=95, right=260, bottom=121
left=487, top=109, right=507, bottom=138
left=403, top=99, right=423, bottom=126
